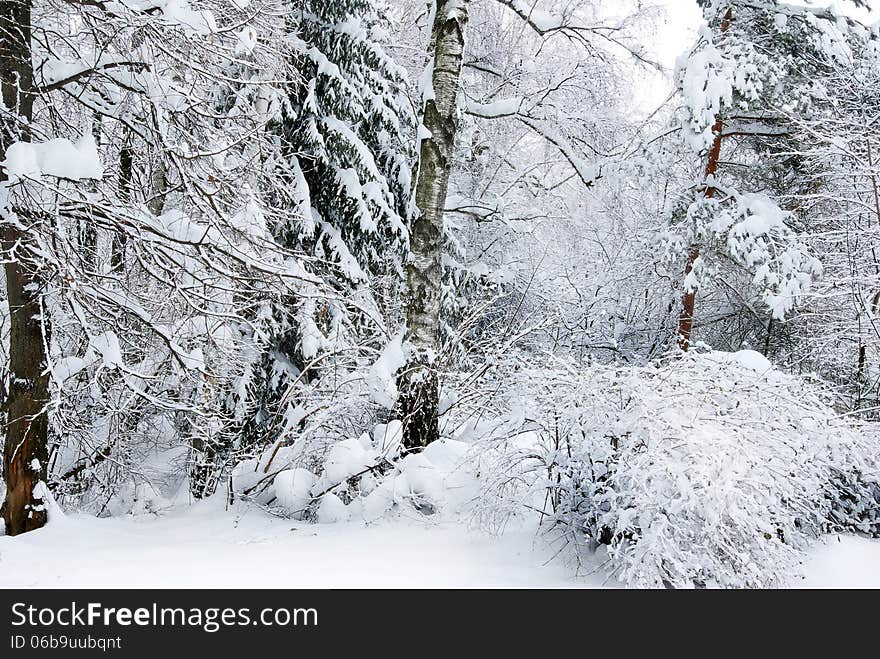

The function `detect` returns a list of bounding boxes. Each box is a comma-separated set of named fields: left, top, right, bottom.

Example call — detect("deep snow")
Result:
left=0, top=499, right=876, bottom=588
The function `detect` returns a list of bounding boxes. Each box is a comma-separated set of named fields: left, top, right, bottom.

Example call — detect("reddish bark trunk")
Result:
left=677, top=9, right=733, bottom=352
left=677, top=114, right=724, bottom=351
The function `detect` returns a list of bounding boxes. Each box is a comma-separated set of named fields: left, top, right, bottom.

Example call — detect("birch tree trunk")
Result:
left=148, top=158, right=167, bottom=217
left=1, top=0, right=52, bottom=535
left=399, top=0, right=469, bottom=449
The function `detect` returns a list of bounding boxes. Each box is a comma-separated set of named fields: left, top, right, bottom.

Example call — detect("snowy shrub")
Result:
left=480, top=350, right=880, bottom=588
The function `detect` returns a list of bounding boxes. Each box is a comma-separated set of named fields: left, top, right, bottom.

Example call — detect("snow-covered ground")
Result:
left=797, top=535, right=880, bottom=588
left=0, top=500, right=876, bottom=588
left=0, top=500, right=593, bottom=588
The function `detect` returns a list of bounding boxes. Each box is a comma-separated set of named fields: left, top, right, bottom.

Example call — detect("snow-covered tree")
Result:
left=397, top=0, right=470, bottom=449
left=1, top=0, right=299, bottom=527
left=667, top=1, right=876, bottom=351
left=238, top=0, right=416, bottom=454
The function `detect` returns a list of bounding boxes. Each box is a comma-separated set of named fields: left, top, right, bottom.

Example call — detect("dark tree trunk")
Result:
left=112, top=137, right=133, bottom=272
left=856, top=341, right=866, bottom=411
left=399, top=0, right=469, bottom=449
left=1, top=0, right=52, bottom=535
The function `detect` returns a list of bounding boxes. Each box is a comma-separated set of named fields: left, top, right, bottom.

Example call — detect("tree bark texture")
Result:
left=1, top=0, right=52, bottom=535
left=399, top=0, right=469, bottom=449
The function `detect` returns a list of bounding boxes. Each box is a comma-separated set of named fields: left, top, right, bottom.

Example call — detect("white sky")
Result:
left=650, top=0, right=702, bottom=70
left=631, top=0, right=702, bottom=115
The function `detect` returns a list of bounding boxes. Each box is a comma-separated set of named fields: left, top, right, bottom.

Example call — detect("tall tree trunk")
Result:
left=111, top=136, right=133, bottom=272
left=1, top=0, right=51, bottom=535
left=677, top=115, right=724, bottom=351
left=677, top=8, right=733, bottom=352
left=399, top=0, right=469, bottom=449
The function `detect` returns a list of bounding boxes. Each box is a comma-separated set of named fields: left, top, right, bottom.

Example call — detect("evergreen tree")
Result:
left=242, top=0, right=416, bottom=449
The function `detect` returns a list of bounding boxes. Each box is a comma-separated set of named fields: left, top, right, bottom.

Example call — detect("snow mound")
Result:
left=365, top=331, right=407, bottom=409
left=707, top=348, right=772, bottom=372
left=273, top=468, right=317, bottom=519
left=234, top=419, right=474, bottom=525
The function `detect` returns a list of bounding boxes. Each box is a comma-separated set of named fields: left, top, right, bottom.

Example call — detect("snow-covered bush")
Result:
left=824, top=467, right=880, bottom=539
left=478, top=350, right=880, bottom=588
